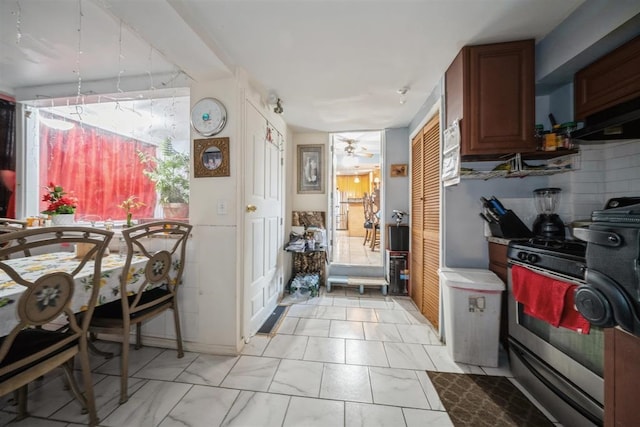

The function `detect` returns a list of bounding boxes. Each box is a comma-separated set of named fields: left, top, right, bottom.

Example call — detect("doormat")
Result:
left=257, top=305, right=289, bottom=335
left=426, top=371, right=554, bottom=427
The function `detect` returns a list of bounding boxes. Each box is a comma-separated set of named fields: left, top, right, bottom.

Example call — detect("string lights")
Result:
left=73, top=0, right=84, bottom=126
left=117, top=20, right=125, bottom=94
left=14, top=1, right=22, bottom=44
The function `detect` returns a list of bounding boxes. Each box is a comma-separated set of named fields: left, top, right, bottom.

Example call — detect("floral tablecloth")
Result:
left=0, top=252, right=148, bottom=337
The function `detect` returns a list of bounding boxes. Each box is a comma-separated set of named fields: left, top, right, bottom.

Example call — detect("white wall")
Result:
left=178, top=78, right=242, bottom=354
left=291, top=132, right=330, bottom=213
left=142, top=76, right=289, bottom=355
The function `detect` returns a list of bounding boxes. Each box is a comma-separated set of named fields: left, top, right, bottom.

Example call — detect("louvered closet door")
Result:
left=421, top=116, right=440, bottom=329
left=410, top=132, right=424, bottom=311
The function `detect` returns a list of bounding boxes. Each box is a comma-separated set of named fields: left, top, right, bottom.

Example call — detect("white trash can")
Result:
left=439, top=268, right=505, bottom=367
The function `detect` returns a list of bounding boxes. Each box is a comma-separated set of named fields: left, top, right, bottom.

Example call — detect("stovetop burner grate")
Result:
left=522, top=238, right=587, bottom=256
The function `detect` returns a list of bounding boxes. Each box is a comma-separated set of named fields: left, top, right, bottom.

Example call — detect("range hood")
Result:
left=572, top=96, right=640, bottom=142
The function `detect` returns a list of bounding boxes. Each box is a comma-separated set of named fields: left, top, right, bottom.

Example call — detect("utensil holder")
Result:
left=488, top=210, right=533, bottom=238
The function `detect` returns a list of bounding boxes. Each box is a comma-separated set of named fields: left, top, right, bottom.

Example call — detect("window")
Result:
left=21, top=89, right=189, bottom=225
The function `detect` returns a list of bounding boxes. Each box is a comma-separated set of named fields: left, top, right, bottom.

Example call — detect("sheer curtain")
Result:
left=39, top=122, right=157, bottom=220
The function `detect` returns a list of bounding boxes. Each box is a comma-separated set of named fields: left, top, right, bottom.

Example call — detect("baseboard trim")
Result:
left=95, top=333, right=239, bottom=356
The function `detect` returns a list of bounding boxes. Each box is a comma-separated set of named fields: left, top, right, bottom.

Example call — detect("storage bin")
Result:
left=439, top=268, right=505, bottom=367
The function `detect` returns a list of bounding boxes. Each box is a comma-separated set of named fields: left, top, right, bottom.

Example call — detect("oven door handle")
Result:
left=573, top=227, right=622, bottom=247
left=510, top=339, right=603, bottom=426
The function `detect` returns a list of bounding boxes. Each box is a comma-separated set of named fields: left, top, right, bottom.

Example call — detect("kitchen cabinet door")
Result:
left=605, top=327, right=640, bottom=427
left=446, top=39, right=536, bottom=159
left=574, top=34, right=640, bottom=121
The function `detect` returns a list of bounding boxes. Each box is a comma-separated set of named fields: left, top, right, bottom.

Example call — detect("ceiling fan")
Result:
left=338, top=138, right=374, bottom=158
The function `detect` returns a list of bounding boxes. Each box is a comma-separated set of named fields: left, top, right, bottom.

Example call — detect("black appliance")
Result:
left=572, top=95, right=640, bottom=141
left=507, top=237, right=604, bottom=427
left=388, top=252, right=408, bottom=295
left=388, top=225, right=409, bottom=251
left=573, top=202, right=640, bottom=337
left=603, top=196, right=640, bottom=209
left=532, top=188, right=565, bottom=239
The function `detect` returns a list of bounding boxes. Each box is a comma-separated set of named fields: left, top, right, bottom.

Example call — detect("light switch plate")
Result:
left=217, top=200, right=227, bottom=215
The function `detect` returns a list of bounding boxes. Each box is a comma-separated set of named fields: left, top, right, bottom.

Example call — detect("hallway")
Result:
left=332, top=230, right=383, bottom=266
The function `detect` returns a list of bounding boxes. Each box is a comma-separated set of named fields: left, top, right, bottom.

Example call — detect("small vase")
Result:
left=51, top=213, right=75, bottom=226
left=126, top=212, right=133, bottom=228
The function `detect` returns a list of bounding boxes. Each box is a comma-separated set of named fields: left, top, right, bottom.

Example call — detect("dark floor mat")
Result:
left=256, top=305, right=288, bottom=335
left=426, top=371, right=554, bottom=427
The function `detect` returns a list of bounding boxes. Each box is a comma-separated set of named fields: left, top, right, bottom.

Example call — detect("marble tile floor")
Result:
left=332, top=231, right=383, bottom=266
left=0, top=288, right=561, bottom=427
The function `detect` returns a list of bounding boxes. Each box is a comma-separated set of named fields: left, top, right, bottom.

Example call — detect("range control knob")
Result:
left=527, top=253, right=540, bottom=263
left=517, top=251, right=528, bottom=261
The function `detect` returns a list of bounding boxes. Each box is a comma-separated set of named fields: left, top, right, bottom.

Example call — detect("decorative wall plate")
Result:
left=190, top=98, right=227, bottom=136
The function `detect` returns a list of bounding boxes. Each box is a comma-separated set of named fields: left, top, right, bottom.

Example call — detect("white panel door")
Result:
left=244, top=102, right=283, bottom=336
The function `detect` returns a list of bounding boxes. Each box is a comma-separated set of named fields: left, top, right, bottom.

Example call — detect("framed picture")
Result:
left=390, top=163, right=408, bottom=177
left=194, top=137, right=230, bottom=178
left=297, top=145, right=324, bottom=194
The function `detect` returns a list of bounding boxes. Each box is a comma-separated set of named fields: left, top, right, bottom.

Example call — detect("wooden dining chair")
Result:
left=363, top=194, right=373, bottom=246
left=369, top=190, right=381, bottom=251
left=0, top=218, right=28, bottom=229
left=0, top=219, right=30, bottom=258
left=0, top=227, right=113, bottom=426
left=89, top=220, right=192, bottom=404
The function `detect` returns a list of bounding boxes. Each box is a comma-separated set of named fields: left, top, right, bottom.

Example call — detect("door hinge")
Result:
left=281, top=157, right=284, bottom=165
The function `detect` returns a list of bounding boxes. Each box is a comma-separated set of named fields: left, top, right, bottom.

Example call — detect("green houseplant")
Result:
left=138, top=138, right=190, bottom=219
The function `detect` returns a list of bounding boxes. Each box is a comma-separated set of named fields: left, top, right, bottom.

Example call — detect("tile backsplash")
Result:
left=550, top=139, right=640, bottom=221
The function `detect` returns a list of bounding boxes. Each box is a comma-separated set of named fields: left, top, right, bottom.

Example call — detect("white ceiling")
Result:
left=1, top=0, right=587, bottom=134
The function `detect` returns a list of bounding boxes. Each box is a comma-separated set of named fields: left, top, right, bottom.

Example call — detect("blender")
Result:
left=532, top=188, right=565, bottom=239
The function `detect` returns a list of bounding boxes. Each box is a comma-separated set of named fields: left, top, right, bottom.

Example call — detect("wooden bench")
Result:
left=326, top=276, right=389, bottom=295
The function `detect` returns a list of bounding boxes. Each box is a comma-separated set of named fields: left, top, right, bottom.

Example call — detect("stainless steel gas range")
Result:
left=507, top=238, right=603, bottom=427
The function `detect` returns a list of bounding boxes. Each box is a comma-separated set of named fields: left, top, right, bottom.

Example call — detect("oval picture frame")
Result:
left=194, top=137, right=230, bottom=178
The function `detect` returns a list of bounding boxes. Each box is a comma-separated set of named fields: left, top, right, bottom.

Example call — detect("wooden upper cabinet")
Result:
left=575, top=35, right=640, bottom=121
left=446, top=39, right=536, bottom=159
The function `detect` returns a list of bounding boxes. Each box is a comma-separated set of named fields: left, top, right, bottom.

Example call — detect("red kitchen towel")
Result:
left=511, top=265, right=591, bottom=334
left=511, top=265, right=568, bottom=327
left=560, top=287, right=591, bottom=334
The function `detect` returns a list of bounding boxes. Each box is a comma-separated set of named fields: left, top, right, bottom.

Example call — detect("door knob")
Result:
left=246, top=204, right=257, bottom=212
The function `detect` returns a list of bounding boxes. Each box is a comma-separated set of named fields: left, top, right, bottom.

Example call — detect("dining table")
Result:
left=0, top=251, right=149, bottom=337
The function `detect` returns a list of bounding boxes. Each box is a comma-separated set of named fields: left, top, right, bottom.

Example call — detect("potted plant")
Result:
left=41, top=182, right=78, bottom=225
left=118, top=195, right=145, bottom=227
left=138, top=138, right=189, bottom=219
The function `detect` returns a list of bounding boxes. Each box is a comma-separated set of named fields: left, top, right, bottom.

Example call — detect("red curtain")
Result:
left=39, top=123, right=157, bottom=220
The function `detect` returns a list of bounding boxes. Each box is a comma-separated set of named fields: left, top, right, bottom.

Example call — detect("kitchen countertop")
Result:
left=487, top=236, right=532, bottom=245
left=487, top=236, right=512, bottom=245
